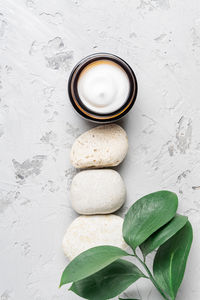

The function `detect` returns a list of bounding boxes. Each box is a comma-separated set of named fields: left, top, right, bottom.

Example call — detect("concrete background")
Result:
left=0, top=0, right=200, bottom=299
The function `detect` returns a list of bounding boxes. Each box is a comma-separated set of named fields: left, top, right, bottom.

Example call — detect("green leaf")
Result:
left=60, top=245, right=129, bottom=287
left=153, top=221, right=193, bottom=300
left=70, top=259, right=146, bottom=300
left=123, top=191, right=178, bottom=250
left=140, top=214, right=188, bottom=256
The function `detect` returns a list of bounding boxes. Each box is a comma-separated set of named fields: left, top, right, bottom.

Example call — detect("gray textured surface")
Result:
left=0, top=0, right=200, bottom=299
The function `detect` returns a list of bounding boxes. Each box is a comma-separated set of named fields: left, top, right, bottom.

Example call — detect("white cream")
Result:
left=77, top=60, right=130, bottom=114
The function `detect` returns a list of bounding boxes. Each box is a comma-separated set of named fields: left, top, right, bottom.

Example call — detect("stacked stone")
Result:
left=62, top=124, right=128, bottom=261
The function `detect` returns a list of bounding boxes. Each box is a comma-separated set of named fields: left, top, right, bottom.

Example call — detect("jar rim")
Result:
left=68, top=53, right=138, bottom=123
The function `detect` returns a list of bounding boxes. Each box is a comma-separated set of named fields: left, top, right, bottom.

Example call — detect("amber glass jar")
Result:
left=68, top=53, right=138, bottom=123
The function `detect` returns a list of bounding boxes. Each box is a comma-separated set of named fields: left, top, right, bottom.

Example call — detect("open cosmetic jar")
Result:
left=68, top=53, right=138, bottom=123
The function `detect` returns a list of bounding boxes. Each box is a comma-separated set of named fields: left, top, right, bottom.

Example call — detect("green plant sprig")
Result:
left=60, top=191, right=193, bottom=300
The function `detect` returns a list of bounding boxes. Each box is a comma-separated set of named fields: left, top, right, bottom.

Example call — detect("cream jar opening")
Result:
left=68, top=53, right=137, bottom=123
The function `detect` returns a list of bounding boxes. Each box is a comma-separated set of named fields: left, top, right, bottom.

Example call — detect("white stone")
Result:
left=70, top=124, right=128, bottom=169
left=62, top=215, right=127, bottom=260
left=70, top=169, right=126, bottom=214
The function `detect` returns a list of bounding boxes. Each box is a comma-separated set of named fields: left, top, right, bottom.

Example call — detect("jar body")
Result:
left=68, top=53, right=138, bottom=123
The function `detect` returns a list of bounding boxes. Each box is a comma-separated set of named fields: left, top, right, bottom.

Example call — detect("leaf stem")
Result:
left=133, top=251, right=170, bottom=300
